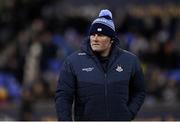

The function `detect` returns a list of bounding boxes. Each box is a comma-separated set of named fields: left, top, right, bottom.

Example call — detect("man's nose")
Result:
left=93, top=34, right=98, bottom=40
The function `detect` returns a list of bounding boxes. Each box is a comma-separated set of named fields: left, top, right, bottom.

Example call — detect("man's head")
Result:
left=89, top=9, right=115, bottom=57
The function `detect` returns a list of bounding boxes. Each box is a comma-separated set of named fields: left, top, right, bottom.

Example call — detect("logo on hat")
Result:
left=97, top=28, right=102, bottom=32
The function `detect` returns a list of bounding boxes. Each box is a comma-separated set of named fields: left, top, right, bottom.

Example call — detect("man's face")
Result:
left=90, top=33, right=112, bottom=53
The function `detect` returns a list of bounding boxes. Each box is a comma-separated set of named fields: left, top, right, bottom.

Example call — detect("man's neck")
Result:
left=100, top=47, right=111, bottom=57
left=94, top=47, right=112, bottom=58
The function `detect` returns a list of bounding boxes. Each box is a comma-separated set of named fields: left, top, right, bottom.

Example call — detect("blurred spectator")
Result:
left=0, top=73, right=21, bottom=104
left=19, top=87, right=34, bottom=121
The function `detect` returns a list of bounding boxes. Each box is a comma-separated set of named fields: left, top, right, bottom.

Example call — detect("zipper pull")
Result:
left=104, top=73, right=107, bottom=78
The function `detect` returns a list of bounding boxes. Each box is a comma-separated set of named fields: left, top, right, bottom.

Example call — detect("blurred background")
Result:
left=0, top=0, right=180, bottom=121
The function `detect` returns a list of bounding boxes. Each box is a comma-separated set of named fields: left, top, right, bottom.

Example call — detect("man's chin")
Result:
left=92, top=48, right=101, bottom=52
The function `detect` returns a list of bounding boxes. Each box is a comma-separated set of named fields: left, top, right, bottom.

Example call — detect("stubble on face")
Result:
left=90, top=34, right=112, bottom=57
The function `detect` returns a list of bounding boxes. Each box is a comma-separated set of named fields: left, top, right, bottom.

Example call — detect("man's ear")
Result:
left=111, top=38, right=114, bottom=43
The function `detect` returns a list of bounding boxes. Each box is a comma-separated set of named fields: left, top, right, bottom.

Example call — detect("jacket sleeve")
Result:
left=128, top=57, right=146, bottom=119
left=55, top=59, right=76, bottom=121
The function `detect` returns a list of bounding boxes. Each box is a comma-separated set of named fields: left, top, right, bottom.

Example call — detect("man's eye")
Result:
left=97, top=34, right=103, bottom=36
left=91, top=34, right=96, bottom=36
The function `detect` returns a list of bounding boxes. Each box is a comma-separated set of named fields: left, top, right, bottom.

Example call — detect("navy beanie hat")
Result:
left=89, top=9, right=116, bottom=38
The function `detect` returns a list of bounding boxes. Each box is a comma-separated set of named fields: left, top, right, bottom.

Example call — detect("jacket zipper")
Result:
left=104, top=73, right=109, bottom=120
left=89, top=55, right=110, bottom=120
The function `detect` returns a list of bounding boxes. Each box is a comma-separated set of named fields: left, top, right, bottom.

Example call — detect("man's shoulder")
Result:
left=122, top=49, right=136, bottom=57
left=116, top=49, right=141, bottom=68
left=66, top=50, right=88, bottom=62
left=118, top=48, right=137, bottom=59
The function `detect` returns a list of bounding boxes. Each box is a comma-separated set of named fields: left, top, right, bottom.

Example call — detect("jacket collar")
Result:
left=81, top=37, right=123, bottom=71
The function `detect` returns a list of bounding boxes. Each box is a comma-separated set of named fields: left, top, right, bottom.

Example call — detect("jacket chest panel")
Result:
left=76, top=63, right=105, bottom=84
left=107, top=65, right=131, bottom=85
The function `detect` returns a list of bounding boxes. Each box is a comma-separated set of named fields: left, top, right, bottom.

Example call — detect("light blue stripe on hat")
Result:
left=92, top=18, right=115, bottom=31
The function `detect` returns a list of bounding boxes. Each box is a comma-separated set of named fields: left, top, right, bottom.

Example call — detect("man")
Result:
left=55, top=9, right=146, bottom=121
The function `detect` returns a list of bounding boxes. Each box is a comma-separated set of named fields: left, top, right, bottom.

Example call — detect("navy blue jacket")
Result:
left=55, top=38, right=146, bottom=121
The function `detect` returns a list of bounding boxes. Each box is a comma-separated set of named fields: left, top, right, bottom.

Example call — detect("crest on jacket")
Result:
left=116, top=65, right=123, bottom=72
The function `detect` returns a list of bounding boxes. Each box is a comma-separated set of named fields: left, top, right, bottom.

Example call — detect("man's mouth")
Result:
left=92, top=44, right=100, bottom=46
